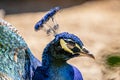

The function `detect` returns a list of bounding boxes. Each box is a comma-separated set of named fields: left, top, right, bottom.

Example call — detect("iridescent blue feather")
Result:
left=34, top=7, right=60, bottom=31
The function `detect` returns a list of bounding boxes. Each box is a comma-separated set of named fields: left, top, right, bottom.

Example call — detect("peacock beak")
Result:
left=60, top=39, right=95, bottom=59
left=80, top=47, right=95, bottom=59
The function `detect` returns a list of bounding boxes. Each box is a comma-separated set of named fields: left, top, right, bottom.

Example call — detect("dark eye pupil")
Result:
left=69, top=41, right=75, bottom=46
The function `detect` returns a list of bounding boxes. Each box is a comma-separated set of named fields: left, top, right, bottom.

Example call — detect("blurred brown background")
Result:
left=0, top=0, right=87, bottom=14
left=0, top=0, right=120, bottom=80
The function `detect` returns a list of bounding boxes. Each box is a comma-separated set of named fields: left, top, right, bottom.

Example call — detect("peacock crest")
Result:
left=34, top=6, right=60, bottom=36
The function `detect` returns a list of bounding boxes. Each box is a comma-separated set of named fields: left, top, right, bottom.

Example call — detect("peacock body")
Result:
left=0, top=7, right=94, bottom=80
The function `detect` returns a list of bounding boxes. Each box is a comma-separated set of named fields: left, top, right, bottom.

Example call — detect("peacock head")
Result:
left=44, top=32, right=95, bottom=61
left=35, top=7, right=95, bottom=61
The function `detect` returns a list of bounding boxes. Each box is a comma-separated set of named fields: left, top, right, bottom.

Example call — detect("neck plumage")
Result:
left=42, top=43, right=67, bottom=69
left=41, top=44, right=74, bottom=80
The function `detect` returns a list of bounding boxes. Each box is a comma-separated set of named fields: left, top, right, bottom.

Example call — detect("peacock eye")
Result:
left=64, top=39, right=75, bottom=46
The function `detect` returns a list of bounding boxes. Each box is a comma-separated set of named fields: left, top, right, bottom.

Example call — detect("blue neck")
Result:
left=42, top=43, right=66, bottom=68
left=41, top=44, right=74, bottom=80
left=42, top=49, right=67, bottom=68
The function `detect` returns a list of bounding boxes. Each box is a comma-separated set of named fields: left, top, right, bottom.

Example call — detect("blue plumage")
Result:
left=34, top=19, right=44, bottom=30
left=0, top=9, right=94, bottom=80
left=55, top=32, right=84, bottom=48
left=34, top=7, right=60, bottom=31
left=32, top=32, right=85, bottom=80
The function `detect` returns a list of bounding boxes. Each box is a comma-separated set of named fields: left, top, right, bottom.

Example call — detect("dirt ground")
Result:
left=1, top=0, right=120, bottom=80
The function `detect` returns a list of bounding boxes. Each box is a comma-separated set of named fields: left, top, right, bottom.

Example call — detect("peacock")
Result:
left=0, top=7, right=94, bottom=80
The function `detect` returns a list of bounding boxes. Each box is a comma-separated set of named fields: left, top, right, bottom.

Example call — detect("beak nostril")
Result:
left=82, top=48, right=89, bottom=53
